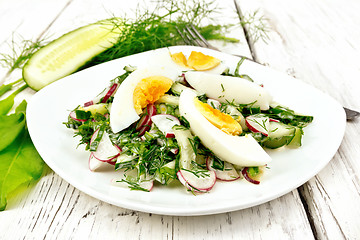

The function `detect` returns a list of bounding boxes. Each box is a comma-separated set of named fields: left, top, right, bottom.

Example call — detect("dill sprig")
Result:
left=0, top=0, right=270, bottom=86
left=83, top=0, right=234, bottom=68
left=0, top=35, right=47, bottom=74
left=240, top=9, right=270, bottom=43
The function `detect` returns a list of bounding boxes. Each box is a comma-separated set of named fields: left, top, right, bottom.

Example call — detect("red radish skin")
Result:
left=242, top=167, right=260, bottom=185
left=140, top=181, right=154, bottom=192
left=135, top=104, right=157, bottom=136
left=138, top=125, right=150, bottom=136
left=170, top=148, right=179, bottom=154
left=69, top=111, right=87, bottom=122
left=147, top=104, right=157, bottom=116
left=177, top=169, right=216, bottom=192
left=90, top=129, right=121, bottom=161
left=245, top=115, right=270, bottom=136
left=101, top=83, right=119, bottom=103
left=92, top=153, right=119, bottom=162
left=135, top=115, right=150, bottom=131
left=89, top=153, right=113, bottom=171
left=269, top=118, right=280, bottom=122
left=84, top=100, right=93, bottom=107
left=165, top=132, right=175, bottom=138
left=206, top=157, right=240, bottom=181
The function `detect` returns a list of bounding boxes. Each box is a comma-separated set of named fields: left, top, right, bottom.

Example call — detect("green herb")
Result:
left=0, top=36, right=47, bottom=85
left=75, top=110, right=92, bottom=121
left=0, top=84, right=27, bottom=116
left=0, top=0, right=272, bottom=201
left=0, top=78, right=23, bottom=97
left=188, top=136, right=201, bottom=156
left=234, top=58, right=246, bottom=77
left=117, top=179, right=150, bottom=192
left=211, top=156, right=225, bottom=171
left=221, top=83, right=225, bottom=92
left=239, top=9, right=270, bottom=43
left=181, top=168, right=210, bottom=178
left=266, top=105, right=314, bottom=127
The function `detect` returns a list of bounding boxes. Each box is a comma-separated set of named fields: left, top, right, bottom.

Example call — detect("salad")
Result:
left=64, top=49, right=313, bottom=193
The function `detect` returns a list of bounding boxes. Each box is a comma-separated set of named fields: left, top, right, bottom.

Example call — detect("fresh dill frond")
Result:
left=82, top=0, right=235, bottom=68
left=240, top=9, right=270, bottom=43
left=0, top=34, right=47, bottom=73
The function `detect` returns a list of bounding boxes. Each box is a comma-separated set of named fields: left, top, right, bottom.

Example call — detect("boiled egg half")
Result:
left=110, top=67, right=178, bottom=133
left=179, top=89, right=271, bottom=167
left=185, top=71, right=273, bottom=110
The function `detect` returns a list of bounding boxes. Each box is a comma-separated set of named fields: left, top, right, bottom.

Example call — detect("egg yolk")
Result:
left=133, top=76, right=173, bottom=114
left=187, top=51, right=221, bottom=71
left=194, top=99, right=242, bottom=136
left=171, top=52, right=188, bottom=67
left=171, top=51, right=221, bottom=71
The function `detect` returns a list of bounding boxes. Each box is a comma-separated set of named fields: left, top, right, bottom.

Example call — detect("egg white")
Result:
left=179, top=89, right=271, bottom=167
left=110, top=67, right=179, bottom=133
left=184, top=71, right=273, bottom=110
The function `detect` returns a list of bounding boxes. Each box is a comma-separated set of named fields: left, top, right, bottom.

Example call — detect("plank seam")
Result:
left=298, top=185, right=319, bottom=240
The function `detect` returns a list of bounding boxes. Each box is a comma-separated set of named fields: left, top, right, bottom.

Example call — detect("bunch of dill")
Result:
left=82, top=0, right=237, bottom=68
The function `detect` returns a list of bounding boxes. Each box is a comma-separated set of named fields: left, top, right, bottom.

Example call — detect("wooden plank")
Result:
left=0, top=0, right=316, bottom=239
left=238, top=0, right=360, bottom=239
left=2, top=170, right=313, bottom=240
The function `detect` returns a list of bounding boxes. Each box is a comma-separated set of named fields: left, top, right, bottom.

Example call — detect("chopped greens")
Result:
left=64, top=58, right=313, bottom=193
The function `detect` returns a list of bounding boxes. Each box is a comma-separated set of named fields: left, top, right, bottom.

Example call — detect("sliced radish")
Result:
left=165, top=132, right=175, bottom=138
left=245, top=114, right=270, bottom=136
left=135, top=114, right=150, bottom=131
left=89, top=153, right=114, bottom=171
left=206, top=156, right=240, bottom=181
left=84, top=100, right=94, bottom=107
left=177, top=169, right=216, bottom=193
left=135, top=104, right=157, bottom=136
left=242, top=167, right=260, bottom=185
left=170, top=148, right=179, bottom=154
left=151, top=114, right=180, bottom=137
left=138, top=125, right=150, bottom=136
left=179, top=73, right=187, bottom=84
left=147, top=104, right=157, bottom=116
left=269, top=118, right=280, bottom=122
left=90, top=129, right=121, bottom=161
left=101, top=83, right=119, bottom=103
left=69, top=111, right=87, bottom=122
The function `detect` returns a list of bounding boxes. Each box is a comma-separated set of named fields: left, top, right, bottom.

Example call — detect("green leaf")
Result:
left=15, top=99, right=27, bottom=114
left=0, top=79, right=23, bottom=98
left=0, top=84, right=27, bottom=116
left=0, top=84, right=12, bottom=97
left=0, top=94, right=16, bottom=116
left=0, top=112, right=26, bottom=152
left=0, top=128, right=44, bottom=211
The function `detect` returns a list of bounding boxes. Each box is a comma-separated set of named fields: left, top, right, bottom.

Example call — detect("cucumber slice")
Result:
left=287, top=127, right=303, bottom=148
left=172, top=126, right=196, bottom=169
left=23, top=19, right=123, bottom=91
left=262, top=121, right=295, bottom=149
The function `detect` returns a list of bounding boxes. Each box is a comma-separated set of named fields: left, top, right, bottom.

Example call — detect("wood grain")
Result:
left=238, top=0, right=360, bottom=239
left=1, top=0, right=359, bottom=239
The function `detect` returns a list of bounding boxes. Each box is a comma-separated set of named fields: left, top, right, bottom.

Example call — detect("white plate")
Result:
left=27, top=46, right=346, bottom=216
